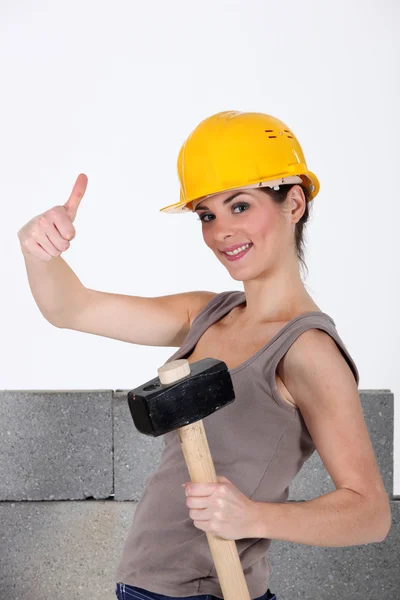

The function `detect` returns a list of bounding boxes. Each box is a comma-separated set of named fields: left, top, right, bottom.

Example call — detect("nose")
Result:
left=212, top=215, right=236, bottom=242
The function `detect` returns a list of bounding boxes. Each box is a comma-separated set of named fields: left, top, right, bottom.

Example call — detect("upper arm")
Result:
left=59, top=288, right=218, bottom=348
left=280, top=329, right=389, bottom=506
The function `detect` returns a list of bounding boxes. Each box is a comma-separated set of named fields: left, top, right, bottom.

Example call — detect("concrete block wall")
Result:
left=0, top=389, right=398, bottom=600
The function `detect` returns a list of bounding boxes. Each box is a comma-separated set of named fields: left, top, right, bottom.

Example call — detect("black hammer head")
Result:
left=127, top=358, right=235, bottom=437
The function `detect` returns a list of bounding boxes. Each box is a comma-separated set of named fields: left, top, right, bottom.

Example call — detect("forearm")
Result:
left=253, top=488, right=391, bottom=547
left=21, top=250, right=88, bottom=325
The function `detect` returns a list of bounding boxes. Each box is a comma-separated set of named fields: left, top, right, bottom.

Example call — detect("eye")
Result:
left=197, top=202, right=249, bottom=223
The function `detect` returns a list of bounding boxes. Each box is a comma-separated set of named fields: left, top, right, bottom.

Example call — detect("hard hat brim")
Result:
left=159, top=174, right=319, bottom=214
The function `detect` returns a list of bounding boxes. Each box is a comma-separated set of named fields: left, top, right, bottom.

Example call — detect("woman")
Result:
left=17, top=110, right=391, bottom=600
left=114, top=111, right=391, bottom=599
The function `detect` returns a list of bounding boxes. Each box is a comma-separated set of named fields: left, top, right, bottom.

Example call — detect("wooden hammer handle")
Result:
left=178, top=420, right=251, bottom=600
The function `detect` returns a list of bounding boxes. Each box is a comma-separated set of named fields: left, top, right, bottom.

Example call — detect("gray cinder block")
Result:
left=0, top=390, right=113, bottom=500
left=0, top=499, right=133, bottom=599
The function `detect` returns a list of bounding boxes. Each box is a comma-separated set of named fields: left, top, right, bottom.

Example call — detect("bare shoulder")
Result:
left=188, top=291, right=219, bottom=327
left=287, top=328, right=342, bottom=363
left=279, top=327, right=358, bottom=408
left=276, top=328, right=351, bottom=409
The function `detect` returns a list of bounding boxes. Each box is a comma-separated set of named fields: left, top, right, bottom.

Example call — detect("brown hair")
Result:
left=259, top=183, right=313, bottom=278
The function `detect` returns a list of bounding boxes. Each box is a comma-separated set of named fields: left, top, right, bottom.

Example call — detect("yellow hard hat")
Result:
left=159, top=110, right=320, bottom=214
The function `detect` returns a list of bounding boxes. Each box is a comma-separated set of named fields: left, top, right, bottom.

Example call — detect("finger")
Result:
left=31, top=226, right=68, bottom=257
left=63, top=173, right=88, bottom=222
left=37, top=214, right=73, bottom=251
left=50, top=206, right=76, bottom=240
left=186, top=496, right=209, bottom=509
left=193, top=520, right=209, bottom=531
left=186, top=483, right=217, bottom=496
left=189, top=508, right=210, bottom=521
left=23, top=237, right=55, bottom=261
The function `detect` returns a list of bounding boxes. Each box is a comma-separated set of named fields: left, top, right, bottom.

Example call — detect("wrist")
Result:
left=250, top=500, right=268, bottom=538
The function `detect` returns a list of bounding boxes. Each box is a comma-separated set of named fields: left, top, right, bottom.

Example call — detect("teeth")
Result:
left=225, top=243, right=251, bottom=256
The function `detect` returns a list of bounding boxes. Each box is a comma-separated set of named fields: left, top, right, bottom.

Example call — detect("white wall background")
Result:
left=1, top=1, right=399, bottom=494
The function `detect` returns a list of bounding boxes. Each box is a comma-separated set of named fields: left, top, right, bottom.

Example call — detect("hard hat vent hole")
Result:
left=265, top=128, right=293, bottom=139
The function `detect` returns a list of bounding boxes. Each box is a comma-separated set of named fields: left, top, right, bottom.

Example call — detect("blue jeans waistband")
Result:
left=115, top=583, right=277, bottom=600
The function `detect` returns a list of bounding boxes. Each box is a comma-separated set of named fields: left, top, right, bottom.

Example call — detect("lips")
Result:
left=221, top=242, right=252, bottom=253
left=222, top=243, right=253, bottom=261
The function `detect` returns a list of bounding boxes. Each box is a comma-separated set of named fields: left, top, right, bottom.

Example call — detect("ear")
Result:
left=287, top=185, right=306, bottom=223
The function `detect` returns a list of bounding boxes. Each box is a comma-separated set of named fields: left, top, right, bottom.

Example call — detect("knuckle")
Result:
left=36, top=215, right=48, bottom=228
left=217, top=485, right=227, bottom=497
left=48, top=205, right=64, bottom=218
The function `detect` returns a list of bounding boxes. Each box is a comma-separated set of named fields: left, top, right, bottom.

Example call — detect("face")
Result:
left=193, top=187, right=302, bottom=281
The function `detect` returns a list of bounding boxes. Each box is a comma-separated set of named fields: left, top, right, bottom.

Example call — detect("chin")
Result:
left=227, top=262, right=270, bottom=282
left=220, top=262, right=254, bottom=281
left=228, top=273, right=245, bottom=282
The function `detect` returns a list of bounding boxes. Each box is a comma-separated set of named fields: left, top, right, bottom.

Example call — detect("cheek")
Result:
left=250, top=211, right=276, bottom=240
left=202, top=224, right=219, bottom=247
left=202, top=229, right=212, bottom=248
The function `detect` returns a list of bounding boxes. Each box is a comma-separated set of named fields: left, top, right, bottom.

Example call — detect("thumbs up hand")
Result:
left=17, top=173, right=88, bottom=262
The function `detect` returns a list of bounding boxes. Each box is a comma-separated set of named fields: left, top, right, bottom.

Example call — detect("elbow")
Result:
left=371, top=494, right=392, bottom=542
left=378, top=506, right=392, bottom=542
left=44, top=314, right=66, bottom=328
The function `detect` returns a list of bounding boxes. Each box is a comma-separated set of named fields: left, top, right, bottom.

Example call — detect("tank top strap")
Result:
left=191, top=290, right=245, bottom=328
left=165, top=290, right=245, bottom=364
left=263, top=312, right=360, bottom=393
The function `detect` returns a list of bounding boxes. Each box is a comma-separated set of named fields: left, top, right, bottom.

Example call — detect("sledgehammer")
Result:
left=127, top=357, right=251, bottom=600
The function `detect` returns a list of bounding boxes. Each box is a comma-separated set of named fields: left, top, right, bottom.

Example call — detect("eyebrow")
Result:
left=194, top=191, right=248, bottom=212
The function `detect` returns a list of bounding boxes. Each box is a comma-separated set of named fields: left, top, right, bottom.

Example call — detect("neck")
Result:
left=239, top=260, right=319, bottom=325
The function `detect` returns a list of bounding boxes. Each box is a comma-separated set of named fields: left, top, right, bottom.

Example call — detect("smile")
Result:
left=222, top=243, right=253, bottom=261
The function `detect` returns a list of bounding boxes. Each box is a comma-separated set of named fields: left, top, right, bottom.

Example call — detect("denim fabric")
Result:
left=115, top=582, right=277, bottom=600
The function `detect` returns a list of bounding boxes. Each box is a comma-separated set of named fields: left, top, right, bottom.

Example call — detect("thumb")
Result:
left=64, top=173, right=88, bottom=222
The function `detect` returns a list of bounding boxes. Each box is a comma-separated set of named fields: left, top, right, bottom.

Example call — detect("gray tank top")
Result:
left=116, top=290, right=359, bottom=598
